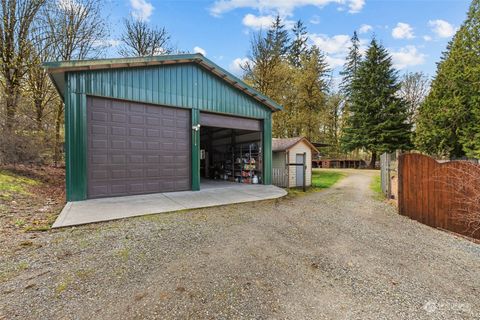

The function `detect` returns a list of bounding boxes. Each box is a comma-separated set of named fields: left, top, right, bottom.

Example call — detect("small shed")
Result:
left=44, top=54, right=282, bottom=201
left=272, top=137, right=319, bottom=188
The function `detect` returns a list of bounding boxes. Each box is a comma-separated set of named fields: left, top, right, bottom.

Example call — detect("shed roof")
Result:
left=272, top=137, right=319, bottom=153
left=43, top=53, right=282, bottom=112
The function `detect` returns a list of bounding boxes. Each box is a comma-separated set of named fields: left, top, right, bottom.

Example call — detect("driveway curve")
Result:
left=1, top=170, right=479, bottom=319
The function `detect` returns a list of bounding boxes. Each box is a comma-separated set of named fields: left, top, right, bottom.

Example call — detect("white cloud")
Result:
left=429, top=19, right=456, bottom=38
left=348, top=0, right=365, bottom=13
left=423, top=35, right=432, bottom=42
left=229, top=57, right=251, bottom=75
left=242, top=13, right=295, bottom=30
left=309, top=34, right=351, bottom=55
left=392, top=22, right=415, bottom=39
left=308, top=33, right=369, bottom=69
left=358, top=24, right=372, bottom=34
left=325, top=56, right=345, bottom=68
left=390, top=45, right=426, bottom=69
left=130, top=0, right=154, bottom=21
left=210, top=0, right=365, bottom=17
left=242, top=14, right=275, bottom=29
left=310, top=15, right=320, bottom=25
left=309, top=33, right=358, bottom=69
left=193, top=46, right=207, bottom=56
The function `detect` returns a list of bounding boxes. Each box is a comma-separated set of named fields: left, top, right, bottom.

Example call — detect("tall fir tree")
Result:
left=339, top=31, right=361, bottom=98
left=341, top=38, right=412, bottom=167
left=288, top=20, right=308, bottom=67
left=415, top=0, right=480, bottom=158
left=266, top=15, right=290, bottom=59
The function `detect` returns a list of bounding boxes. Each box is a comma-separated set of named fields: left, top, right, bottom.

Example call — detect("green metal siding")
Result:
left=77, top=63, right=271, bottom=119
left=191, top=109, right=200, bottom=191
left=263, top=115, right=273, bottom=185
left=64, top=63, right=275, bottom=201
left=65, top=73, right=88, bottom=201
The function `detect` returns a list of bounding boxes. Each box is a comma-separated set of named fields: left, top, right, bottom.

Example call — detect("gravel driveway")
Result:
left=1, top=170, right=479, bottom=319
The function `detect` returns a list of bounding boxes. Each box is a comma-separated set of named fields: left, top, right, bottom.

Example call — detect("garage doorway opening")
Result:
left=200, top=126, right=262, bottom=188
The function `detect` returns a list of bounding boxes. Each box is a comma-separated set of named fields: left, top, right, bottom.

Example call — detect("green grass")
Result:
left=287, top=170, right=345, bottom=197
left=312, top=170, right=346, bottom=189
left=370, top=173, right=384, bottom=200
left=0, top=170, right=39, bottom=200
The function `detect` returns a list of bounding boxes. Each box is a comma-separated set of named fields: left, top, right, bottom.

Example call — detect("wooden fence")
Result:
left=272, top=167, right=288, bottom=188
left=398, top=153, right=480, bottom=240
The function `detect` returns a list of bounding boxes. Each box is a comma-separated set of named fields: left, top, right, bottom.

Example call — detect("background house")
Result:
left=272, top=137, right=319, bottom=188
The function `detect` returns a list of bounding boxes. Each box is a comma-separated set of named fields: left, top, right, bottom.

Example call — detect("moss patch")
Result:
left=0, top=166, right=65, bottom=247
left=0, top=170, right=39, bottom=200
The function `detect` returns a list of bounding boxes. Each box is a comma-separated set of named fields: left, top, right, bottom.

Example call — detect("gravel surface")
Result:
left=1, top=170, right=479, bottom=319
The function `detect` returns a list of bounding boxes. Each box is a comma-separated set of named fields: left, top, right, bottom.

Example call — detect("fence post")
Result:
left=397, top=153, right=404, bottom=215
left=303, top=152, right=306, bottom=192
left=387, top=153, right=392, bottom=199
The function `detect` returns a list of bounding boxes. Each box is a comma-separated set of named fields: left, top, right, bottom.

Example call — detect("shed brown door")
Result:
left=87, top=97, right=190, bottom=199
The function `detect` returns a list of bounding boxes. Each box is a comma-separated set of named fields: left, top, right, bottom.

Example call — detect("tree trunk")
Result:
left=369, top=151, right=377, bottom=169
left=53, top=102, right=64, bottom=166
left=4, top=85, right=18, bottom=130
left=35, top=100, right=43, bottom=131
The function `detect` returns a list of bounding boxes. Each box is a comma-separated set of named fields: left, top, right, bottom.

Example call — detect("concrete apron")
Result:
left=53, top=184, right=287, bottom=228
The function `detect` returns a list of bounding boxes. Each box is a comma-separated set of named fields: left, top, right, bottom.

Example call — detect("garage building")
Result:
left=45, top=54, right=282, bottom=201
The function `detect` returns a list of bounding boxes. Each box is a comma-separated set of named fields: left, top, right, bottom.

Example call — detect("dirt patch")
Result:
left=0, top=165, right=65, bottom=254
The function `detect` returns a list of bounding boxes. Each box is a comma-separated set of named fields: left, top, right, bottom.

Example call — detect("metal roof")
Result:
left=43, top=53, right=283, bottom=112
left=272, top=137, right=319, bottom=153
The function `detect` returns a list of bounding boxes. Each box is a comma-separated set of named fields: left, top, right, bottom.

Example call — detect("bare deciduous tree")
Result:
left=434, top=162, right=480, bottom=237
left=399, top=72, right=430, bottom=126
left=44, top=0, right=108, bottom=60
left=24, top=22, right=58, bottom=131
left=118, top=18, right=172, bottom=57
left=0, top=0, right=46, bottom=130
left=42, top=0, right=109, bottom=164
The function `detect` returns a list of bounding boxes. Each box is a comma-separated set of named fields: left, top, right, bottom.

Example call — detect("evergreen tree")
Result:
left=341, top=38, right=411, bottom=167
left=415, top=0, right=480, bottom=158
left=288, top=20, right=308, bottom=67
left=266, top=15, right=290, bottom=59
left=339, top=31, right=361, bottom=98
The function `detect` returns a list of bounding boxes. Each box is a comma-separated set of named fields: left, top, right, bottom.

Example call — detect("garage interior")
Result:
left=200, top=126, right=262, bottom=186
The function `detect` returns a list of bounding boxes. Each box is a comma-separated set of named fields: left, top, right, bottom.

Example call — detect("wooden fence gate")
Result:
left=398, top=153, right=480, bottom=240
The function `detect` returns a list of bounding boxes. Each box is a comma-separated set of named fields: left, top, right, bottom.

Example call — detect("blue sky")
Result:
left=102, top=0, right=471, bottom=83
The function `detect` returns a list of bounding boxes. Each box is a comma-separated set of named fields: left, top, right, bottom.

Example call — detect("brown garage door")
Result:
left=87, top=97, right=191, bottom=199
